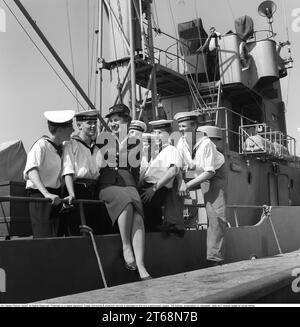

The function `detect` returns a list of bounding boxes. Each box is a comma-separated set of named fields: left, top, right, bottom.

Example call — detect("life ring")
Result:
left=239, top=41, right=251, bottom=70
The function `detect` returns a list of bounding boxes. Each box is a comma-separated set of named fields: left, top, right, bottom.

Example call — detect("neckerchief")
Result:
left=42, top=136, right=63, bottom=157
left=72, top=135, right=96, bottom=154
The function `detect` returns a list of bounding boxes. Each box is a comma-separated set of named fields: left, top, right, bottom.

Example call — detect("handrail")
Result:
left=227, top=205, right=265, bottom=209
left=0, top=196, right=103, bottom=205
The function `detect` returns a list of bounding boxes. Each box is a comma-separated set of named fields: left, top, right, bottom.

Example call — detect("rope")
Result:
left=152, top=0, right=160, bottom=30
left=65, top=0, right=79, bottom=112
left=89, top=0, right=98, bottom=106
left=281, top=0, right=292, bottom=108
left=108, top=0, right=121, bottom=90
left=94, top=0, right=100, bottom=107
left=226, top=0, right=236, bottom=21
left=264, top=206, right=283, bottom=255
left=2, top=0, right=87, bottom=111
left=282, top=0, right=290, bottom=42
left=87, top=0, right=90, bottom=102
left=88, top=229, right=108, bottom=288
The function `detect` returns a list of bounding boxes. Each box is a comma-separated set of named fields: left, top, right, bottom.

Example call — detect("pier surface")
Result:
left=37, top=251, right=300, bottom=304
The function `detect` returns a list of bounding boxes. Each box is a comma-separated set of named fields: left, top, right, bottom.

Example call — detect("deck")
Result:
left=37, top=251, right=300, bottom=304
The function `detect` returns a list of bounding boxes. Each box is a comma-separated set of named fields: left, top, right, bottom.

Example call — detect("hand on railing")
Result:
left=44, top=192, right=61, bottom=206
left=64, top=195, right=75, bottom=205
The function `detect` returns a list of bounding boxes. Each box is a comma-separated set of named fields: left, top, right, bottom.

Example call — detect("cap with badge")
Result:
left=44, top=110, right=75, bottom=127
left=105, top=104, right=130, bottom=118
left=129, top=120, right=147, bottom=133
left=75, top=109, right=99, bottom=121
left=173, top=111, right=200, bottom=123
left=148, top=119, right=173, bottom=130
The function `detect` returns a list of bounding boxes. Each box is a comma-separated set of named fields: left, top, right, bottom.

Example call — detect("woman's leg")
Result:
left=131, top=211, right=150, bottom=279
left=118, top=203, right=135, bottom=264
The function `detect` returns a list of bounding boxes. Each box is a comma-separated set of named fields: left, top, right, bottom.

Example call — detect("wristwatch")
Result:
left=152, top=183, right=158, bottom=192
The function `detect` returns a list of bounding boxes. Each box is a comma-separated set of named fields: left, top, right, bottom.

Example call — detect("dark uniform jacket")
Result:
left=98, top=138, right=140, bottom=189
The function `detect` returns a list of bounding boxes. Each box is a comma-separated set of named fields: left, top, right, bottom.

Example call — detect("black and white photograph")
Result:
left=0, top=0, right=300, bottom=312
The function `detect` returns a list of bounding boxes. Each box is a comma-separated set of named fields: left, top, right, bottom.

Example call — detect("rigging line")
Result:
left=281, top=0, right=290, bottom=41
left=152, top=0, right=159, bottom=29
left=94, top=0, right=100, bottom=107
left=116, top=0, right=126, bottom=61
left=89, top=0, right=97, bottom=106
left=108, top=0, right=121, bottom=84
left=285, top=69, right=291, bottom=110
left=2, top=0, right=86, bottom=111
left=132, top=0, right=140, bottom=21
left=65, top=0, right=79, bottom=112
left=226, top=0, right=236, bottom=21
left=87, top=0, right=90, bottom=102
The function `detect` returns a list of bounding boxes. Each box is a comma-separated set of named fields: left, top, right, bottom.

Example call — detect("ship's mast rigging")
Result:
left=9, top=0, right=110, bottom=130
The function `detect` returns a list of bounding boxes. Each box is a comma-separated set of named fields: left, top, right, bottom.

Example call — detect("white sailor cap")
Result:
left=197, top=126, right=223, bottom=139
left=44, top=110, right=75, bottom=127
left=129, top=120, right=147, bottom=133
left=148, top=119, right=173, bottom=130
left=75, top=109, right=99, bottom=121
left=174, top=111, right=200, bottom=123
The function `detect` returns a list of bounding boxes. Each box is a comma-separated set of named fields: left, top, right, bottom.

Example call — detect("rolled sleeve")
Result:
left=23, top=141, right=44, bottom=180
left=202, top=143, right=215, bottom=172
left=62, top=142, right=75, bottom=176
left=166, top=146, right=182, bottom=169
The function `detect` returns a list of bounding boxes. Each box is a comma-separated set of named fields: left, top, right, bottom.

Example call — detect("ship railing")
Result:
left=151, top=44, right=198, bottom=75
left=0, top=195, right=104, bottom=240
left=196, top=107, right=297, bottom=160
left=239, top=123, right=296, bottom=160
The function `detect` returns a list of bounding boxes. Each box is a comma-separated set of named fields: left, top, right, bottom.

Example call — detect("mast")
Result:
left=144, top=0, right=158, bottom=119
left=128, top=0, right=137, bottom=119
left=97, top=0, right=104, bottom=116
left=13, top=0, right=110, bottom=130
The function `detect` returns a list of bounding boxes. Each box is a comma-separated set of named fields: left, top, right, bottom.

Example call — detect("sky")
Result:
left=0, top=0, right=299, bottom=153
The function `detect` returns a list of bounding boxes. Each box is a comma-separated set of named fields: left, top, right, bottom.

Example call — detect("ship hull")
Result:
left=1, top=205, right=300, bottom=303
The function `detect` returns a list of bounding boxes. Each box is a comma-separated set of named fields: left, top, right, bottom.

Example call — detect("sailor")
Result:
left=62, top=109, right=110, bottom=235
left=24, top=110, right=75, bottom=238
left=98, top=104, right=151, bottom=281
left=139, top=132, right=155, bottom=184
left=175, top=111, right=227, bottom=265
left=196, top=26, right=221, bottom=80
left=140, top=119, right=184, bottom=233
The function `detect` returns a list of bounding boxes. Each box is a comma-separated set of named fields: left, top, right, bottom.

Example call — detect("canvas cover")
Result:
left=178, top=18, right=208, bottom=56
left=0, top=140, right=27, bottom=182
left=234, top=15, right=254, bottom=41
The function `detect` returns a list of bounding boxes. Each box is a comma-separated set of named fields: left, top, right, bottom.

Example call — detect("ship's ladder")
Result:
left=197, top=81, right=222, bottom=126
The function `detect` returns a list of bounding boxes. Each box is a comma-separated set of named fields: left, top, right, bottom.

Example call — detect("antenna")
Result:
left=258, top=1, right=277, bottom=36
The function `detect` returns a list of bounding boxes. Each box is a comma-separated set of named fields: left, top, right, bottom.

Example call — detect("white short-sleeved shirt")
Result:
left=143, top=144, right=182, bottom=188
left=177, top=135, right=224, bottom=174
left=24, top=138, right=62, bottom=189
left=62, top=138, right=102, bottom=180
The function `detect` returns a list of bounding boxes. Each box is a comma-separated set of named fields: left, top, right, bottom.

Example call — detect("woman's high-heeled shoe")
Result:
left=124, top=261, right=137, bottom=271
left=139, top=275, right=152, bottom=281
